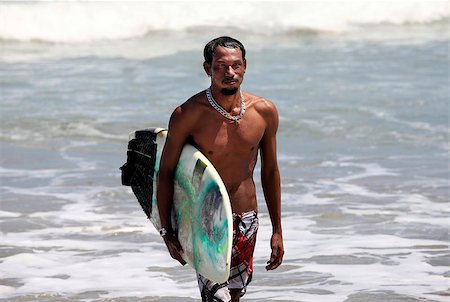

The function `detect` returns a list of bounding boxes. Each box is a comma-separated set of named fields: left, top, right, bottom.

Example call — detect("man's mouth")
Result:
left=223, top=79, right=237, bottom=84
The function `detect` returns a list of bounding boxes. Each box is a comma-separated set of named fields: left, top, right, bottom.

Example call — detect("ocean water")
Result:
left=0, top=1, right=449, bottom=301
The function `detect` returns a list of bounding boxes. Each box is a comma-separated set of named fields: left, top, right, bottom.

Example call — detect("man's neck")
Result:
left=210, top=86, right=241, bottom=112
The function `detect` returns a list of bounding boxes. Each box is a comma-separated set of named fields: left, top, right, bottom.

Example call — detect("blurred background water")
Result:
left=0, top=1, right=449, bottom=301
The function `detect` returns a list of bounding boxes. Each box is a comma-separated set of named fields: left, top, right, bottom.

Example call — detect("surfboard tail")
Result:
left=121, top=129, right=162, bottom=219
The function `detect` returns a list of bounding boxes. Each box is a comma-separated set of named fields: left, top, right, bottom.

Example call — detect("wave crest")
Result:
left=0, top=1, right=448, bottom=43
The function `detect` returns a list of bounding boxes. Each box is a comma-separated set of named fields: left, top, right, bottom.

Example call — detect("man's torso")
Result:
left=184, top=91, right=268, bottom=213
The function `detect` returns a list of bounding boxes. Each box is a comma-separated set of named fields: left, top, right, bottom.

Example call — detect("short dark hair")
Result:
left=203, top=36, right=246, bottom=64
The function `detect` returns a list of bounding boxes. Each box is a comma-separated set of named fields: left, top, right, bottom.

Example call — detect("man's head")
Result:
left=203, top=36, right=246, bottom=65
left=203, top=36, right=247, bottom=96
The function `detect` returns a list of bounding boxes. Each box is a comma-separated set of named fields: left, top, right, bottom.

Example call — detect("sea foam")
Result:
left=0, top=0, right=448, bottom=43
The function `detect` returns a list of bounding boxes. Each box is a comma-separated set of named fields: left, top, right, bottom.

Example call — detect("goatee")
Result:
left=221, top=88, right=238, bottom=96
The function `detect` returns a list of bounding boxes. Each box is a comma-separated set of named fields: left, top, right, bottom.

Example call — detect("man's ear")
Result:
left=203, top=62, right=211, bottom=77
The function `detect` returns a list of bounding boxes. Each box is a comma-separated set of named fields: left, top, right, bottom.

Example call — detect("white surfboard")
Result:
left=121, top=128, right=233, bottom=283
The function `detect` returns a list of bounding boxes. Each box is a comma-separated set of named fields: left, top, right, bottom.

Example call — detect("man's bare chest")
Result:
left=190, top=115, right=265, bottom=158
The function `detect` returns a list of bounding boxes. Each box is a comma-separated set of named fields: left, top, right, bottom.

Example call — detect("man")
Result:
left=157, top=36, right=283, bottom=302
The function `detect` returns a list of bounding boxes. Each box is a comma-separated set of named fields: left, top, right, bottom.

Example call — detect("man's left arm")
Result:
left=259, top=99, right=284, bottom=271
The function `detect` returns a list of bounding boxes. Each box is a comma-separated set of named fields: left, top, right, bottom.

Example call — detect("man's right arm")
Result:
left=157, top=105, right=191, bottom=265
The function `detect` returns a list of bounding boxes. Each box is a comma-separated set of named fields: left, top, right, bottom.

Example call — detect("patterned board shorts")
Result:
left=197, top=210, right=259, bottom=302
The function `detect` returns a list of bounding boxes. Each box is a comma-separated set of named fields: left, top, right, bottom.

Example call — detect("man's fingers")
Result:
left=265, top=256, right=281, bottom=270
left=265, top=245, right=284, bottom=270
left=164, top=236, right=186, bottom=266
left=266, top=261, right=280, bottom=270
left=173, top=252, right=186, bottom=266
left=266, top=256, right=282, bottom=270
left=169, top=245, right=186, bottom=265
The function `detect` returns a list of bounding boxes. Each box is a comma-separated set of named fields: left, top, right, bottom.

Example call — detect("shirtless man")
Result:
left=157, top=36, right=284, bottom=302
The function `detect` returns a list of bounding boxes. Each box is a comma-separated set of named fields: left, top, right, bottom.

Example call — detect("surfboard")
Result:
left=121, top=128, right=233, bottom=283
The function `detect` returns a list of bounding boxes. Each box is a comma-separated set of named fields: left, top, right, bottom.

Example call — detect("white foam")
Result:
left=0, top=127, right=46, bottom=142
left=0, top=167, right=63, bottom=179
left=0, top=210, right=21, bottom=218
left=284, top=191, right=334, bottom=206
left=320, top=180, right=397, bottom=199
left=0, top=1, right=448, bottom=43
left=0, top=285, right=15, bottom=296
left=336, top=162, right=399, bottom=182
left=358, top=106, right=449, bottom=135
left=1, top=121, right=127, bottom=145
left=396, top=194, right=450, bottom=219
left=278, top=153, right=305, bottom=165
left=0, top=199, right=200, bottom=299
left=61, top=122, right=128, bottom=140
left=253, top=213, right=450, bottom=302
left=1, top=194, right=448, bottom=301
left=0, top=248, right=198, bottom=299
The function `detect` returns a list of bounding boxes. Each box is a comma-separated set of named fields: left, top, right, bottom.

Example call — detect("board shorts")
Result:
left=197, top=210, right=259, bottom=302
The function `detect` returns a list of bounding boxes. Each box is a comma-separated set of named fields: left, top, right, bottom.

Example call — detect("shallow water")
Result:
left=1, top=1, right=449, bottom=301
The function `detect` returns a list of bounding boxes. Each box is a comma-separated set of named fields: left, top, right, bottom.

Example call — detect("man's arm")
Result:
left=259, top=99, right=284, bottom=271
left=157, top=105, right=192, bottom=265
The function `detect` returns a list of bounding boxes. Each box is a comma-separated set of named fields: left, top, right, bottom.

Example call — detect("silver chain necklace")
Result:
left=206, top=87, right=246, bottom=124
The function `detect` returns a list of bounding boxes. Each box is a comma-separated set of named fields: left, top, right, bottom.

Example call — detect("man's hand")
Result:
left=163, top=235, right=186, bottom=266
left=266, top=233, right=284, bottom=270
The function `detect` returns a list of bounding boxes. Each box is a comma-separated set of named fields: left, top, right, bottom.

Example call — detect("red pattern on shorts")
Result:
left=197, top=210, right=259, bottom=301
left=228, top=210, right=259, bottom=285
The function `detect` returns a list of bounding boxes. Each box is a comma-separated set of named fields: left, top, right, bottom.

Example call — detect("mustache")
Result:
left=222, top=77, right=237, bottom=83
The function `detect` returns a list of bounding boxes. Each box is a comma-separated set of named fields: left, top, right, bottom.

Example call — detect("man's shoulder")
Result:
left=172, top=90, right=208, bottom=119
left=187, top=90, right=208, bottom=105
left=245, top=92, right=277, bottom=117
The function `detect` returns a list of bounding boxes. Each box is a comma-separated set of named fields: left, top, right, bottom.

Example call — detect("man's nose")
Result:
left=225, top=65, right=235, bottom=76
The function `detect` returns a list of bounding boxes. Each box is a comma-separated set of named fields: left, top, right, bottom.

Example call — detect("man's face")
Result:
left=205, top=46, right=246, bottom=95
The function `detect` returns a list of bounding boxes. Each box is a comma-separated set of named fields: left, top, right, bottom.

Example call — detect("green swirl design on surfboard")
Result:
left=152, top=152, right=229, bottom=273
